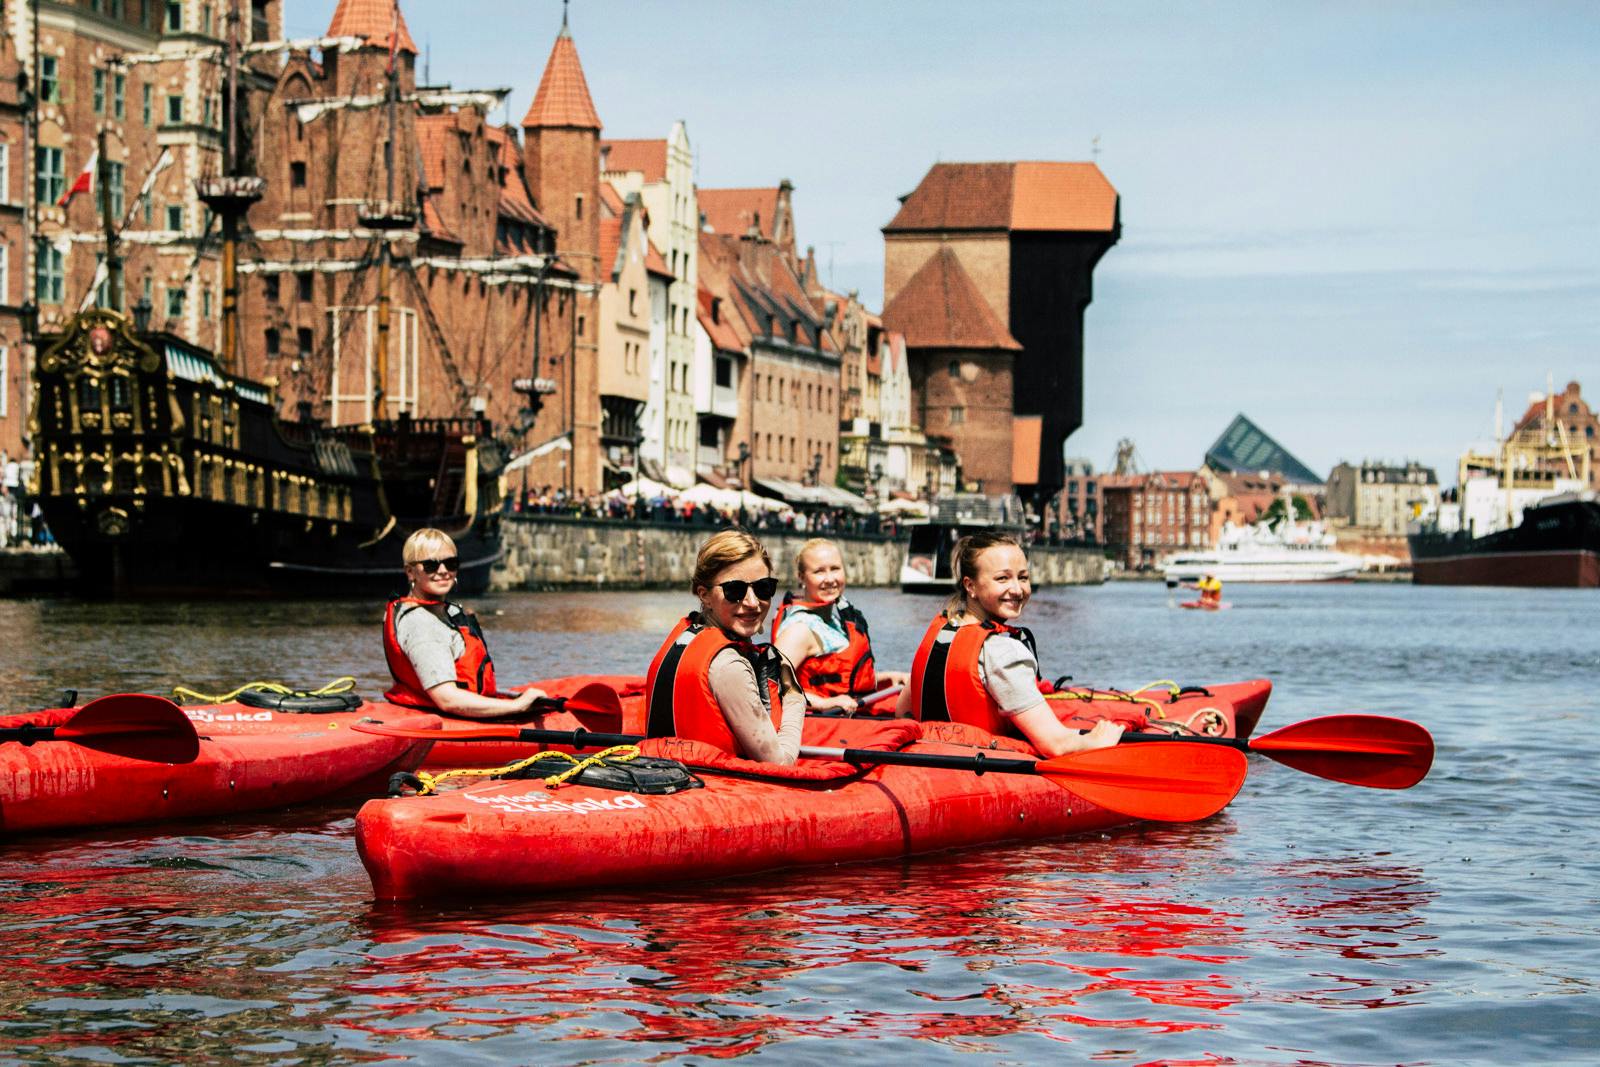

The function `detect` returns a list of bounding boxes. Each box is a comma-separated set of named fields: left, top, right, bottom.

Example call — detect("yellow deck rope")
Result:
left=405, top=744, right=643, bottom=797
left=171, top=676, right=359, bottom=704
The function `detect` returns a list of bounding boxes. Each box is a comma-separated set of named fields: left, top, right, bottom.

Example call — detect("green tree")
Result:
left=1261, top=494, right=1314, bottom=526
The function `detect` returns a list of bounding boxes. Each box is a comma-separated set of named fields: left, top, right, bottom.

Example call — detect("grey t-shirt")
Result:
left=394, top=602, right=467, bottom=691
left=977, top=633, right=1043, bottom=716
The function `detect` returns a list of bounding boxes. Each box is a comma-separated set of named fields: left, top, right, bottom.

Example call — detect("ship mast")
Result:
left=359, top=5, right=414, bottom=423
left=195, top=0, right=264, bottom=371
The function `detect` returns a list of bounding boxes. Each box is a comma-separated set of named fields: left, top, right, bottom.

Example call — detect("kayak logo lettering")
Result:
left=183, top=708, right=275, bottom=724
left=462, top=792, right=649, bottom=815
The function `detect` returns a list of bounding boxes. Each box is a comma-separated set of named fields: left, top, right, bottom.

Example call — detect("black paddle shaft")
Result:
left=0, top=724, right=64, bottom=746
left=1119, top=730, right=1248, bottom=751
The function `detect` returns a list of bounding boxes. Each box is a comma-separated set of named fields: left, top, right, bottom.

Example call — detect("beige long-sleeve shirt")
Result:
left=707, top=646, right=806, bottom=764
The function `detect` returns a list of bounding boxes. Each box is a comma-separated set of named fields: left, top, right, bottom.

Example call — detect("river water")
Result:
left=1, top=582, right=1597, bottom=1065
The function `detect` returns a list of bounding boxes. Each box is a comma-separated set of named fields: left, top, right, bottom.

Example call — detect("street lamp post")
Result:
left=736, top=441, right=751, bottom=528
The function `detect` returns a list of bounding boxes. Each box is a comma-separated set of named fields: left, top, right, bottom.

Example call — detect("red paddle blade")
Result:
left=56, top=694, right=201, bottom=764
left=1036, top=743, right=1247, bottom=822
left=563, top=682, right=624, bottom=721
left=1251, top=714, right=1433, bottom=789
left=353, top=721, right=515, bottom=742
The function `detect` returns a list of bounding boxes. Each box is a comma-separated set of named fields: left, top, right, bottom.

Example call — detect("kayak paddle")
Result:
left=858, top=685, right=902, bottom=708
left=2, top=693, right=201, bottom=763
left=350, top=719, right=1247, bottom=823
left=526, top=682, right=625, bottom=720
left=1119, top=713, right=1433, bottom=789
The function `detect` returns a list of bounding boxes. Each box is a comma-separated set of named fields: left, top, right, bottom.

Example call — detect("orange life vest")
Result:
left=644, top=613, right=785, bottom=756
left=907, top=614, right=1038, bottom=738
left=382, top=596, right=498, bottom=710
left=771, top=594, right=878, bottom=697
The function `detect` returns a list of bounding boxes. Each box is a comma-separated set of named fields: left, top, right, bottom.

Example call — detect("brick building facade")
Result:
left=1101, top=470, right=1211, bottom=571
left=0, top=6, right=25, bottom=458
left=1510, top=380, right=1599, bottom=492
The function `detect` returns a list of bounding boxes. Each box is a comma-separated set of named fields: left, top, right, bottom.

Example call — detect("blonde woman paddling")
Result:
left=644, top=530, right=806, bottom=764
left=382, top=528, right=547, bottom=719
left=896, top=530, right=1123, bottom=758
left=772, top=538, right=909, bottom=712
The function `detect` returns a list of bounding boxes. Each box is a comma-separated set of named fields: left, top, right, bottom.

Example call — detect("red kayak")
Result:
left=1181, top=600, right=1230, bottom=611
left=356, top=715, right=1248, bottom=900
left=0, top=697, right=436, bottom=834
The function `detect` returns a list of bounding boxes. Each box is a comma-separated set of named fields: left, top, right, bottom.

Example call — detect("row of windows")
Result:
left=756, top=434, right=834, bottom=469
left=754, top=371, right=835, bottom=412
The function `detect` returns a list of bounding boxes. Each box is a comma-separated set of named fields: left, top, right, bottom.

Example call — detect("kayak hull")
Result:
left=356, top=721, right=1134, bottom=901
left=0, top=704, right=436, bottom=834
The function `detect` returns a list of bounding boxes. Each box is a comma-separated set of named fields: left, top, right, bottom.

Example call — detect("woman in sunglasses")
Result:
left=772, top=538, right=908, bottom=712
left=382, top=528, right=547, bottom=718
left=643, top=529, right=805, bottom=764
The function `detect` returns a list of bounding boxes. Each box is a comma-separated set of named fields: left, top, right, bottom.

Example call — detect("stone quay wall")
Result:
left=491, top=516, right=1105, bottom=591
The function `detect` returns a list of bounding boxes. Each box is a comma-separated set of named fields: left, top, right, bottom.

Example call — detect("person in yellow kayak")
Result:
left=895, top=530, right=1124, bottom=758
left=771, top=537, right=909, bottom=712
left=1187, top=572, right=1223, bottom=607
left=643, top=529, right=806, bottom=764
left=381, top=528, right=548, bottom=718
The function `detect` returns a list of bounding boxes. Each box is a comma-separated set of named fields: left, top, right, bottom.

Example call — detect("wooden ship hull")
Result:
left=28, top=311, right=503, bottom=597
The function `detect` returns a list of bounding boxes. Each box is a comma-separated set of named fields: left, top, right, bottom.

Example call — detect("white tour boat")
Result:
left=1162, top=516, right=1362, bottom=584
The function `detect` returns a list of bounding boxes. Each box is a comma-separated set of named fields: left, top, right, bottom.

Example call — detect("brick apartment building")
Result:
left=0, top=9, right=25, bottom=459
left=1510, top=380, right=1599, bottom=492
left=696, top=181, right=842, bottom=492
left=1056, top=457, right=1101, bottom=542
left=1101, top=470, right=1211, bottom=571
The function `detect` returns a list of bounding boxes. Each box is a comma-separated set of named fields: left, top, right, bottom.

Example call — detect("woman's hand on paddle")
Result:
left=1079, top=719, right=1125, bottom=751
left=810, top=693, right=859, bottom=713
left=510, top=688, right=547, bottom=712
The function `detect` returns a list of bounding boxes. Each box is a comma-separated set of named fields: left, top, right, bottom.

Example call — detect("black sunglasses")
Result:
left=717, top=576, right=778, bottom=602
left=413, top=557, right=460, bottom=574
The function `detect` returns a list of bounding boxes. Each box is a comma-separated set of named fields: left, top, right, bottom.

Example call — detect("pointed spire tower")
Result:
left=326, top=0, right=419, bottom=54
left=522, top=7, right=602, bottom=284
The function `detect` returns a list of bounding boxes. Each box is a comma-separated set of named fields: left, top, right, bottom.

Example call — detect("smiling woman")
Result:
left=381, top=528, right=548, bottom=719
left=642, top=530, right=806, bottom=764
left=897, top=530, right=1124, bottom=758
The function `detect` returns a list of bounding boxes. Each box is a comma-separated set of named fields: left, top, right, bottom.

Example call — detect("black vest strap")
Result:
left=920, top=626, right=954, bottom=723
left=648, top=629, right=694, bottom=738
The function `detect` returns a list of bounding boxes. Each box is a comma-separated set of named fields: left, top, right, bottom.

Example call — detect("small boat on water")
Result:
left=900, top=495, right=1027, bottom=592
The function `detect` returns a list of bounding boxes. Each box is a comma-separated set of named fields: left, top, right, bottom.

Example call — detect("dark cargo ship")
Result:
left=1408, top=493, right=1600, bottom=588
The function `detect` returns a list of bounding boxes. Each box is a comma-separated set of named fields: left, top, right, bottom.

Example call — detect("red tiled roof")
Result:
left=698, top=187, right=779, bottom=239
left=522, top=27, right=601, bottom=130
left=602, top=139, right=668, bottom=182
left=645, top=239, right=673, bottom=278
left=415, top=113, right=451, bottom=189
left=486, top=125, right=545, bottom=227
left=881, top=247, right=1021, bottom=351
left=598, top=181, right=625, bottom=217
left=698, top=284, right=745, bottom=353
left=600, top=217, right=622, bottom=279
left=884, top=161, right=1118, bottom=233
left=326, top=0, right=417, bottom=55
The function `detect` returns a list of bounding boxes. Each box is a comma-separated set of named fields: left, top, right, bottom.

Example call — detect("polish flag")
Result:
left=57, top=149, right=98, bottom=208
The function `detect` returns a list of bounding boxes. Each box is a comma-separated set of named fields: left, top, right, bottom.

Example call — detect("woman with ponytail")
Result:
left=896, top=531, right=1123, bottom=757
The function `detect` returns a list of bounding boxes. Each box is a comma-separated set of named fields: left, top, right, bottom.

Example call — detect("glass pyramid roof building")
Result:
left=1204, top=414, right=1324, bottom=486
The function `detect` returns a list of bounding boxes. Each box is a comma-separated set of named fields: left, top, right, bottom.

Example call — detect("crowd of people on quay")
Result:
left=0, top=450, right=50, bottom=549
left=507, top=484, right=896, bottom=537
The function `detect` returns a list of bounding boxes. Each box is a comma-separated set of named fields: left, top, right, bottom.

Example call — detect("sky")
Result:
left=294, top=1, right=1600, bottom=485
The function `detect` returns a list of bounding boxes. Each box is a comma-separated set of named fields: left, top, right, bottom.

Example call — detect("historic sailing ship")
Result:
left=23, top=2, right=539, bottom=596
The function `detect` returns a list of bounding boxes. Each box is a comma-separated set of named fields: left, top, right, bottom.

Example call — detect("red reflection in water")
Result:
left=0, top=813, right=1442, bottom=1061
left=343, top=841, right=1252, bottom=1057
